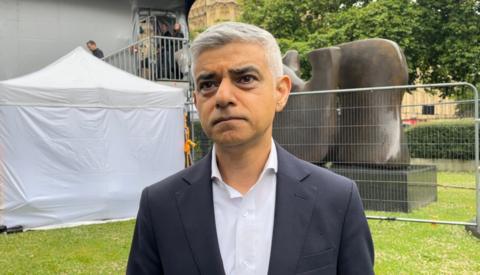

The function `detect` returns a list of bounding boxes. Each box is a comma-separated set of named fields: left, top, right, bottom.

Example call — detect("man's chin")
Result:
left=213, top=138, right=246, bottom=148
left=211, top=133, right=251, bottom=148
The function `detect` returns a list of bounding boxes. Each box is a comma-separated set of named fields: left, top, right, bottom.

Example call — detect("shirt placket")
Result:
left=234, top=193, right=257, bottom=275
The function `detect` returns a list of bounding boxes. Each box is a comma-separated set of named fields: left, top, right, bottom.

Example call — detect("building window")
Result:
left=422, top=105, right=435, bottom=115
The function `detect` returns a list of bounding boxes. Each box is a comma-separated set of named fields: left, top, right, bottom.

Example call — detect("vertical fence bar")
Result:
left=139, top=43, right=143, bottom=78
left=120, top=51, right=123, bottom=71
left=163, top=37, right=167, bottom=80
left=174, top=40, right=179, bottom=80
left=187, top=102, right=196, bottom=162
left=168, top=39, right=173, bottom=79
left=122, top=49, right=126, bottom=72
left=473, top=83, right=480, bottom=232
left=130, top=47, right=134, bottom=75
left=154, top=36, right=158, bottom=81
left=149, top=37, right=153, bottom=81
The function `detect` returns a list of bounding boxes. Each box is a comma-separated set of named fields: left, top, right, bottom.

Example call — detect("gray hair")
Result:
left=190, top=22, right=283, bottom=78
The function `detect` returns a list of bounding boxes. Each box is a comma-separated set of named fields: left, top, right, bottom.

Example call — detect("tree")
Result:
left=309, top=0, right=426, bottom=83
left=241, top=0, right=374, bottom=41
left=241, top=0, right=480, bottom=97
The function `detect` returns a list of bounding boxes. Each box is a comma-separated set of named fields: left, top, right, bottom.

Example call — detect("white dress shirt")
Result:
left=211, top=139, right=278, bottom=275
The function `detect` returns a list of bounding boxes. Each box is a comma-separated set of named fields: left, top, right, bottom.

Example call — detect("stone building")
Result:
left=188, top=0, right=240, bottom=32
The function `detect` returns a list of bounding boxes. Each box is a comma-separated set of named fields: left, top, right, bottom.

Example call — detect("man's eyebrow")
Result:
left=228, top=66, right=262, bottom=76
left=195, top=72, right=217, bottom=83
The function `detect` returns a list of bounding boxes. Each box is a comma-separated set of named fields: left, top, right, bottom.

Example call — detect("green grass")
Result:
left=0, top=172, right=479, bottom=274
left=368, top=172, right=480, bottom=274
left=0, top=221, right=134, bottom=274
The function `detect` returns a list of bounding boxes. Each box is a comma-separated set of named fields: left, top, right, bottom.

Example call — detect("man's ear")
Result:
left=275, top=75, right=291, bottom=112
left=193, top=91, right=198, bottom=109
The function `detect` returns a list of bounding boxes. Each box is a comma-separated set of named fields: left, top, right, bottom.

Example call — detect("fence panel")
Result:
left=103, top=36, right=189, bottom=82
left=189, top=83, right=479, bottom=229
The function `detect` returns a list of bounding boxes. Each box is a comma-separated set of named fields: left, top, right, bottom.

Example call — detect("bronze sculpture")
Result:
left=274, top=38, right=410, bottom=166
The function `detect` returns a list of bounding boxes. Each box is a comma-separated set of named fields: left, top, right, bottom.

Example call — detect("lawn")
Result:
left=0, top=172, right=479, bottom=274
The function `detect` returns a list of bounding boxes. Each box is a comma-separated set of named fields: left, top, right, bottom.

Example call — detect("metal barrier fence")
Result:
left=103, top=36, right=189, bottom=82
left=190, top=83, right=479, bottom=231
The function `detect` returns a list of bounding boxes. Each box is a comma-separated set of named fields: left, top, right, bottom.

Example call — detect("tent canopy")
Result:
left=0, top=47, right=185, bottom=108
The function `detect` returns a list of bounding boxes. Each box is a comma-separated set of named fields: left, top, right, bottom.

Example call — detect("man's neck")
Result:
left=215, top=135, right=272, bottom=195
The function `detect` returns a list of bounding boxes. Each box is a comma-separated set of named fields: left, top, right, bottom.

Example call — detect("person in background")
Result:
left=157, top=22, right=172, bottom=79
left=172, top=23, right=184, bottom=38
left=159, top=22, right=172, bottom=37
left=172, top=22, right=185, bottom=79
left=86, top=40, right=104, bottom=59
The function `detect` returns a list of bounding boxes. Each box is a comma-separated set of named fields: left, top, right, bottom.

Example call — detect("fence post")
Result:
left=474, top=84, right=480, bottom=234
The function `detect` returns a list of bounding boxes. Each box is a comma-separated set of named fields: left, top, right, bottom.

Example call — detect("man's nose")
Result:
left=215, top=78, right=235, bottom=108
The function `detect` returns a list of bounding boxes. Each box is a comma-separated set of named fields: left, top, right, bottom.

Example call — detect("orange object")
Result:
left=184, top=114, right=196, bottom=167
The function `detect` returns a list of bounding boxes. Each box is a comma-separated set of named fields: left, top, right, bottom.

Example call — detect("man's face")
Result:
left=174, top=23, right=181, bottom=32
left=193, top=42, right=291, bottom=148
left=160, top=24, right=168, bottom=33
left=86, top=43, right=96, bottom=51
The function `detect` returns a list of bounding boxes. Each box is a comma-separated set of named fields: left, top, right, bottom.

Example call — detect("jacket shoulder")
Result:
left=276, top=143, right=355, bottom=199
left=145, top=152, right=211, bottom=199
left=145, top=164, right=194, bottom=198
left=304, top=160, right=354, bottom=188
left=283, top=153, right=356, bottom=206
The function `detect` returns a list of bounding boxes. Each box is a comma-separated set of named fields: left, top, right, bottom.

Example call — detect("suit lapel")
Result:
left=176, top=152, right=226, bottom=275
left=268, top=145, right=318, bottom=275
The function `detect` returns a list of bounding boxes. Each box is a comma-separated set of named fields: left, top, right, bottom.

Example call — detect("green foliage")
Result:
left=405, top=120, right=476, bottom=160
left=189, top=27, right=207, bottom=41
left=308, top=0, right=426, bottom=84
left=277, top=38, right=312, bottom=79
left=241, top=0, right=371, bottom=42
left=416, top=0, right=480, bottom=88
left=240, top=0, right=480, bottom=97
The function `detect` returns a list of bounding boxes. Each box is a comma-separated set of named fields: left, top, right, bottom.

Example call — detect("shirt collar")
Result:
left=211, top=138, right=278, bottom=182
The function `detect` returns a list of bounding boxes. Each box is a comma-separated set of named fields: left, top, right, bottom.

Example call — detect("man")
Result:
left=127, top=22, right=374, bottom=275
left=86, top=40, right=104, bottom=58
left=157, top=22, right=172, bottom=79
left=159, top=22, right=172, bottom=37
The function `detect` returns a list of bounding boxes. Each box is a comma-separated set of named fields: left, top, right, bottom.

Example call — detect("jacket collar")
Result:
left=182, top=142, right=308, bottom=185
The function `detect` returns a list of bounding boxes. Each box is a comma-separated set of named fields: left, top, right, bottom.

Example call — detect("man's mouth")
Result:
left=212, top=116, right=246, bottom=126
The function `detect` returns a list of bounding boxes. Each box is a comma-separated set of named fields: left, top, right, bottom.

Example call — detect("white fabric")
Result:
left=0, top=47, right=185, bottom=108
left=0, top=48, right=185, bottom=229
left=212, top=140, right=277, bottom=275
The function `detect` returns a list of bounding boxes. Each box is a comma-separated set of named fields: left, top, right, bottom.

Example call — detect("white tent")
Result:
left=0, top=47, right=185, bottom=229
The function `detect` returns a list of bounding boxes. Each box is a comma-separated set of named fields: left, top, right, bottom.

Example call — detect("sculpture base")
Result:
left=327, top=164, right=437, bottom=212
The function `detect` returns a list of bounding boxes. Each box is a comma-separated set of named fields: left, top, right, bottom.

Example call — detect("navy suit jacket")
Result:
left=127, top=144, right=374, bottom=275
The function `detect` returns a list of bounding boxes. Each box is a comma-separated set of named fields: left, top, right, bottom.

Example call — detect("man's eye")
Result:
left=198, top=81, right=218, bottom=94
left=238, top=75, right=257, bottom=85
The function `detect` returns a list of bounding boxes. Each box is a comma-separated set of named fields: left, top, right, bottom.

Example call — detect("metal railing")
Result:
left=189, top=83, right=479, bottom=231
left=103, top=36, right=190, bottom=82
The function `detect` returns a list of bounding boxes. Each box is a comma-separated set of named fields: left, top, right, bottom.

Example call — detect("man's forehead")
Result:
left=194, top=42, right=268, bottom=74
